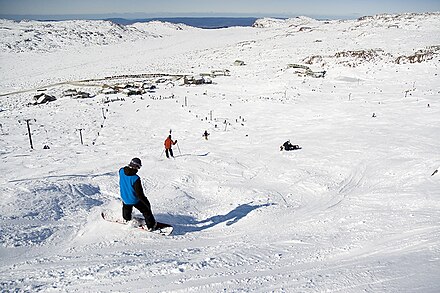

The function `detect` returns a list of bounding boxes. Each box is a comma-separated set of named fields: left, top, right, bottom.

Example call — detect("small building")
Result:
left=287, top=64, right=326, bottom=78
left=211, top=69, right=230, bottom=77
left=33, top=93, right=56, bottom=105
left=308, top=70, right=326, bottom=78
left=184, top=75, right=212, bottom=85
left=71, top=92, right=92, bottom=99
left=63, top=89, right=78, bottom=97
left=63, top=89, right=92, bottom=99
left=122, top=88, right=144, bottom=96
left=101, top=87, right=118, bottom=95
left=142, top=83, right=156, bottom=90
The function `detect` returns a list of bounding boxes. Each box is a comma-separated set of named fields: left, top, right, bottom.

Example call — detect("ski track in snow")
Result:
left=1, top=13, right=440, bottom=292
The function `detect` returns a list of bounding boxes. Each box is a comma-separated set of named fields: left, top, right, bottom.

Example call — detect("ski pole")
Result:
left=176, top=142, right=182, bottom=155
left=160, top=149, right=164, bottom=158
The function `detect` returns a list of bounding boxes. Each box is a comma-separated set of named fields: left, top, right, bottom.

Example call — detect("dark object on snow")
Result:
left=203, top=130, right=210, bottom=140
left=43, top=145, right=50, bottom=149
left=280, top=140, right=301, bottom=151
left=432, top=169, right=438, bottom=176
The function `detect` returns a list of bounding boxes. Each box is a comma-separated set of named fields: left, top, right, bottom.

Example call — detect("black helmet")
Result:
left=129, top=157, right=142, bottom=169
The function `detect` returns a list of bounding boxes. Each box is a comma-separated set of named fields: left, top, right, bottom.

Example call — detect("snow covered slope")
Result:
left=0, top=19, right=193, bottom=53
left=0, top=13, right=439, bottom=292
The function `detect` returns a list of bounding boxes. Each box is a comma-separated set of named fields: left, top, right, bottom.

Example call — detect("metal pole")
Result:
left=19, top=119, right=36, bottom=149
left=79, top=129, right=84, bottom=145
left=25, top=119, right=33, bottom=149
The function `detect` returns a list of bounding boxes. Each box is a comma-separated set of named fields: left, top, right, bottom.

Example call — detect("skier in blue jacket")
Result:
left=119, top=157, right=156, bottom=230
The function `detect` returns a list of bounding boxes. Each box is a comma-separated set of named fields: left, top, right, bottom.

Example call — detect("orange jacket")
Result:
left=164, top=137, right=176, bottom=149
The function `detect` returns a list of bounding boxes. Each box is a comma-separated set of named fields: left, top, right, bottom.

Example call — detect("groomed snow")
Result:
left=0, top=13, right=439, bottom=292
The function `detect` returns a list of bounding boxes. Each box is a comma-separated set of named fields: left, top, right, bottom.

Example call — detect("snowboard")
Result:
left=101, top=211, right=174, bottom=236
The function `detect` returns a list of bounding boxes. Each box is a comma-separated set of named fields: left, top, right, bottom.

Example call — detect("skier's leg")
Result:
left=170, top=148, right=174, bottom=157
left=165, top=149, right=170, bottom=158
left=122, top=203, right=134, bottom=221
left=134, top=202, right=156, bottom=229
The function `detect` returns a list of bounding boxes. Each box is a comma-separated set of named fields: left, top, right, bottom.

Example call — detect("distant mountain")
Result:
left=104, top=17, right=259, bottom=28
left=0, top=19, right=163, bottom=53
left=1, top=12, right=438, bottom=55
left=0, top=17, right=260, bottom=53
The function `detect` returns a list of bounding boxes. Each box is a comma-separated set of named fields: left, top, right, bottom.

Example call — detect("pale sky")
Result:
left=0, top=0, right=439, bottom=18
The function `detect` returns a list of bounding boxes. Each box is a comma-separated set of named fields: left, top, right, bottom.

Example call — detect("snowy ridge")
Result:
left=356, top=12, right=440, bottom=25
left=252, top=16, right=320, bottom=28
left=131, top=20, right=197, bottom=35
left=253, top=12, right=440, bottom=29
left=0, top=19, right=192, bottom=53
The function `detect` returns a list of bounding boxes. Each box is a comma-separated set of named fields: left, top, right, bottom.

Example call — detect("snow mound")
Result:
left=132, top=20, right=197, bottom=35
left=253, top=16, right=319, bottom=28
left=0, top=179, right=104, bottom=247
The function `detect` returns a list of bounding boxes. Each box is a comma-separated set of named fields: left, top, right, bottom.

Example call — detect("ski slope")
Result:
left=0, top=13, right=439, bottom=292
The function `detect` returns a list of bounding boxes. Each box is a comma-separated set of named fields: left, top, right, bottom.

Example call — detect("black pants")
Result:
left=122, top=202, right=156, bottom=228
left=165, top=148, right=174, bottom=158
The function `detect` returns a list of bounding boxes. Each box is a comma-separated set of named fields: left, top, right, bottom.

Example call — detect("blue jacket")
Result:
left=119, top=167, right=141, bottom=204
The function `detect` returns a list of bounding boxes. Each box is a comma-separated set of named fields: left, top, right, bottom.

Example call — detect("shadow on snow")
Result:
left=158, top=202, right=274, bottom=236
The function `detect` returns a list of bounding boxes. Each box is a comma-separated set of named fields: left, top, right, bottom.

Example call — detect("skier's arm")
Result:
left=133, top=178, right=151, bottom=208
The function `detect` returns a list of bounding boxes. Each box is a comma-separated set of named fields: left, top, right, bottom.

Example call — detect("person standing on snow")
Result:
left=164, top=135, right=177, bottom=158
left=203, top=130, right=210, bottom=140
left=119, top=158, right=157, bottom=230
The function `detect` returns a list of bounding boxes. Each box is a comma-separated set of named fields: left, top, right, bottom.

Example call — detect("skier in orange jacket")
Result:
left=164, top=135, right=177, bottom=158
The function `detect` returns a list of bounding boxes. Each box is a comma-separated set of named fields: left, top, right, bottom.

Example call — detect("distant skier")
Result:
left=119, top=157, right=156, bottom=231
left=164, top=135, right=177, bottom=158
left=203, top=130, right=210, bottom=140
left=280, top=140, right=301, bottom=151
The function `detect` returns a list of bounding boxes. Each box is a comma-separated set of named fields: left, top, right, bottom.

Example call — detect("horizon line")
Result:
left=0, top=12, right=366, bottom=21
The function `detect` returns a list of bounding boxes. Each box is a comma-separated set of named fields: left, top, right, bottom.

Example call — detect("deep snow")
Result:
left=0, top=13, right=439, bottom=292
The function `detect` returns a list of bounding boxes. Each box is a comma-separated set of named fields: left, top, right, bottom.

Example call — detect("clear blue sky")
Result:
left=0, top=0, right=439, bottom=18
